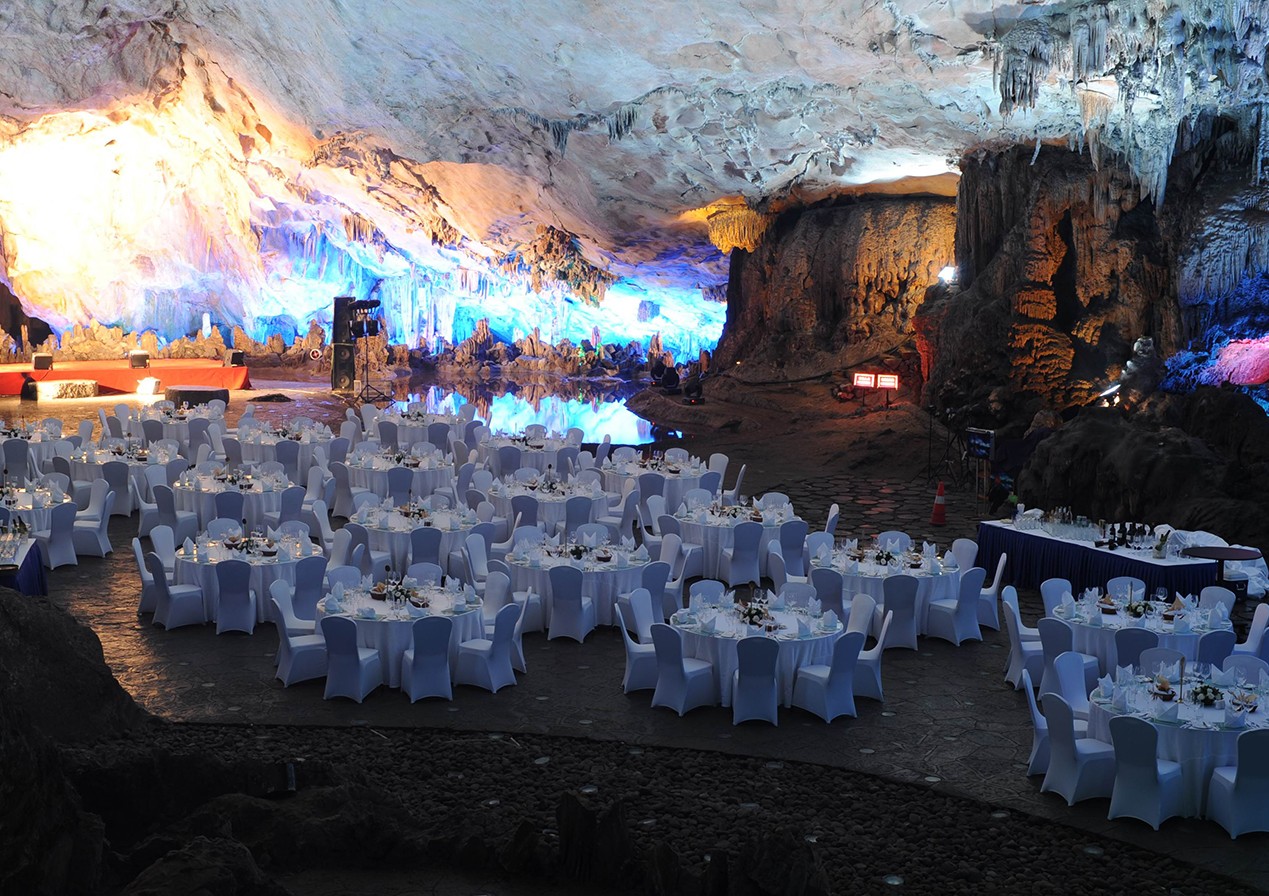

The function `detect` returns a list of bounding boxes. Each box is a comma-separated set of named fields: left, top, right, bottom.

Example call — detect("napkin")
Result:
left=883, top=539, right=900, bottom=554
left=922, top=541, right=937, bottom=558
left=847, top=560, right=860, bottom=575
left=325, top=594, right=344, bottom=614
left=700, top=615, right=717, bottom=634
left=1131, top=614, right=1147, bottom=628
left=815, top=544, right=831, bottom=563
left=360, top=575, right=373, bottom=590
left=1211, top=602, right=1230, bottom=626
left=331, top=581, right=345, bottom=601
left=1059, top=593, right=1076, bottom=617
left=1261, top=669, right=1269, bottom=691
left=808, top=597, right=822, bottom=616
left=1172, top=615, right=1192, bottom=634
left=844, top=538, right=857, bottom=552
left=1112, top=688, right=1129, bottom=711
left=545, top=533, right=559, bottom=548
left=183, top=537, right=195, bottom=555
left=822, top=609, right=839, bottom=630
left=720, top=590, right=736, bottom=609
left=591, top=480, right=602, bottom=497
left=1086, top=610, right=1102, bottom=628
left=621, top=536, right=635, bottom=551
left=1211, top=666, right=1237, bottom=687
left=406, top=603, right=428, bottom=618
left=1116, top=664, right=1134, bottom=685
left=1224, top=706, right=1248, bottom=729
left=1152, top=700, right=1180, bottom=722
left=1155, top=661, right=1180, bottom=680
left=277, top=547, right=292, bottom=563
left=355, top=606, right=378, bottom=620
left=632, top=544, right=649, bottom=561
left=583, top=532, right=597, bottom=548
left=770, top=592, right=786, bottom=610
left=1097, top=674, right=1115, bottom=699
left=797, top=616, right=811, bottom=638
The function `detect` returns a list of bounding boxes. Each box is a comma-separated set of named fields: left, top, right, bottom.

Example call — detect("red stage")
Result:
left=0, top=358, right=251, bottom=396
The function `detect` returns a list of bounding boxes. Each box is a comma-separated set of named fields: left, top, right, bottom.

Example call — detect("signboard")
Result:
left=965, top=427, right=995, bottom=460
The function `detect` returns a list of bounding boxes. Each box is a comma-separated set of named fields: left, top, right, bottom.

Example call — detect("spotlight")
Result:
left=1098, top=383, right=1121, bottom=398
left=938, top=266, right=958, bottom=283
left=136, top=376, right=162, bottom=396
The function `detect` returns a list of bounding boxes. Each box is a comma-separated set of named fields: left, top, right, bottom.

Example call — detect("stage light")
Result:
left=1098, top=383, right=1121, bottom=398
left=938, top=266, right=958, bottom=283
left=853, top=373, right=876, bottom=388
left=136, top=377, right=162, bottom=396
left=877, top=373, right=900, bottom=390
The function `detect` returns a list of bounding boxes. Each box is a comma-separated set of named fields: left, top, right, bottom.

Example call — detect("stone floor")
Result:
left=17, top=374, right=1269, bottom=892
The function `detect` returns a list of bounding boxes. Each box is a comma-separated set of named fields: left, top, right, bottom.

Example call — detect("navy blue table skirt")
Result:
left=977, top=521, right=1216, bottom=596
left=0, top=541, right=47, bottom=596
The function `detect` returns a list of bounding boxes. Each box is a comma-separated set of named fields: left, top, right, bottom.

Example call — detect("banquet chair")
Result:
left=758, top=492, right=790, bottom=510
left=72, top=491, right=115, bottom=557
left=349, top=544, right=366, bottom=572
left=222, top=437, right=244, bottom=469
left=680, top=487, right=713, bottom=510
left=215, top=558, right=257, bottom=635
left=482, top=571, right=514, bottom=632
left=206, top=518, right=241, bottom=540
left=77, top=478, right=112, bottom=525
left=466, top=488, right=489, bottom=513
left=855, top=611, right=893, bottom=702
left=846, top=592, right=876, bottom=636
left=733, top=636, right=780, bottom=726
left=697, top=471, right=722, bottom=497
left=1108, top=716, right=1184, bottom=829
left=1001, top=586, right=1039, bottom=641
left=410, top=525, right=444, bottom=567
left=616, top=603, right=658, bottom=693
left=406, top=562, right=444, bottom=587
left=266, top=486, right=306, bottom=529
left=76, top=419, right=95, bottom=449
left=1196, top=629, right=1237, bottom=667
left=290, top=555, right=328, bottom=620
left=101, top=461, right=134, bottom=516
left=1040, top=693, right=1115, bottom=805
left=978, top=552, right=1007, bottom=630
left=148, top=525, right=178, bottom=576
left=147, top=552, right=205, bottom=630
left=1040, top=577, right=1073, bottom=617
left=624, top=586, right=657, bottom=644
left=1113, top=627, right=1159, bottom=670
left=2, top=438, right=30, bottom=481
left=1138, top=646, right=1186, bottom=678
left=719, top=521, right=763, bottom=588
left=875, top=574, right=918, bottom=650
left=1003, top=600, right=1044, bottom=690
left=329, top=462, right=370, bottom=519
left=803, top=532, right=834, bottom=569
left=339, top=420, right=361, bottom=447
left=402, top=615, right=454, bottom=702
left=329, top=434, right=352, bottom=464
left=495, top=446, right=522, bottom=479
left=564, top=426, right=584, bottom=446
left=34, top=501, right=79, bottom=569
left=1020, top=668, right=1086, bottom=775
left=707, top=452, right=728, bottom=480
left=1107, top=575, right=1145, bottom=600
left=663, top=447, right=690, bottom=464
left=214, top=489, right=246, bottom=525
left=1207, top=730, right=1269, bottom=838
left=562, top=495, right=594, bottom=541
left=510, top=494, right=539, bottom=530
left=384, top=466, right=414, bottom=506
left=949, top=538, right=977, bottom=574
left=376, top=420, right=400, bottom=452
left=305, top=499, right=337, bottom=555
left=611, top=446, right=637, bottom=464
left=688, top=579, right=726, bottom=606
left=1037, top=617, right=1099, bottom=697
left=778, top=582, right=817, bottom=609
left=547, top=565, right=597, bottom=643
left=455, top=602, right=519, bottom=693
left=513, top=466, right=540, bottom=483
left=555, top=446, right=579, bottom=478
left=344, top=522, right=391, bottom=581
left=810, top=567, right=845, bottom=620
left=135, top=466, right=165, bottom=537
left=270, top=593, right=327, bottom=685
left=778, top=519, right=809, bottom=577
left=427, top=422, right=451, bottom=454
left=52, top=455, right=93, bottom=509
left=1232, top=603, right=1269, bottom=657
left=792, top=630, right=865, bottom=723
left=649, top=623, right=716, bottom=716
left=636, top=472, right=665, bottom=530
left=876, top=530, right=912, bottom=553
left=165, top=456, right=190, bottom=486
left=597, top=487, right=640, bottom=544
left=153, top=484, right=199, bottom=544
left=1199, top=586, right=1236, bottom=615
left=320, top=615, right=382, bottom=703
left=461, top=533, right=494, bottom=594
left=277, top=520, right=310, bottom=542
left=1053, top=651, right=1093, bottom=720
left=575, top=522, right=609, bottom=547
left=823, top=502, right=839, bottom=537
left=267, top=580, right=316, bottom=637
left=925, top=566, right=986, bottom=646
left=134, top=538, right=158, bottom=615
left=766, top=546, right=793, bottom=594
left=1222, top=654, right=1269, bottom=682
left=656, top=513, right=702, bottom=579
left=523, top=424, right=547, bottom=440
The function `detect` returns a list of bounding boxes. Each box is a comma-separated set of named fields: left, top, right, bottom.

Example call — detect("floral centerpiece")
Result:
left=1190, top=682, right=1221, bottom=706
left=1124, top=600, right=1147, bottom=618
left=874, top=549, right=897, bottom=566
left=739, top=600, right=768, bottom=626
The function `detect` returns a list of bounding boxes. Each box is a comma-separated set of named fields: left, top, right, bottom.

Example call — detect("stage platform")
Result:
left=0, top=358, right=251, bottom=396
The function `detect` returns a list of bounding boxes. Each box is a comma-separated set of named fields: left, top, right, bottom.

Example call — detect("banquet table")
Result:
left=1088, top=687, right=1268, bottom=817
left=677, top=508, right=798, bottom=579
left=4, top=489, right=78, bottom=532
left=174, top=540, right=309, bottom=622
left=976, top=520, right=1217, bottom=594
left=1051, top=603, right=1229, bottom=672
left=672, top=607, right=843, bottom=705
left=358, top=508, right=480, bottom=574
left=376, top=414, right=463, bottom=451
left=316, top=586, right=483, bottom=687
left=0, top=537, right=46, bottom=596
left=506, top=547, right=649, bottom=626
left=0, top=434, right=60, bottom=477
left=810, top=551, right=960, bottom=634
left=491, top=482, right=608, bottom=533
left=601, top=460, right=708, bottom=511
left=70, top=450, right=152, bottom=500
left=481, top=437, right=565, bottom=474
left=171, top=476, right=287, bottom=531
left=239, top=432, right=330, bottom=473
left=345, top=455, right=455, bottom=500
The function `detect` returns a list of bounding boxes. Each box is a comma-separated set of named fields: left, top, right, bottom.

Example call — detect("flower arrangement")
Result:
left=739, top=601, right=768, bottom=626
left=1191, top=682, right=1221, bottom=706
left=874, top=549, right=897, bottom=566
left=1124, top=600, right=1146, bottom=618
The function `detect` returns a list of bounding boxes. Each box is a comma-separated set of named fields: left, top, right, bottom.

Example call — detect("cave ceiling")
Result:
left=0, top=0, right=1266, bottom=348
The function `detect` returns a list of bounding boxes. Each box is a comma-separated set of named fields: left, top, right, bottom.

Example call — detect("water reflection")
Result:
left=396, top=381, right=672, bottom=445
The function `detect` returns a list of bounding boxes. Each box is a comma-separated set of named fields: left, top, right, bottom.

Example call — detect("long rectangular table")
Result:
left=976, top=520, right=1217, bottom=596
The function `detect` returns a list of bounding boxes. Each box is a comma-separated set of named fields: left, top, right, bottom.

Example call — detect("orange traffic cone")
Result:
left=930, top=481, right=947, bottom=526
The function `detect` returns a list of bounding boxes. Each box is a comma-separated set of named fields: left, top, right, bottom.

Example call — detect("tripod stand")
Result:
left=355, top=338, right=390, bottom=403
left=349, top=301, right=389, bottom=403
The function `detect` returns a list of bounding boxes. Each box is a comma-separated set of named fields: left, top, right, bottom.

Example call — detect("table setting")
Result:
left=355, top=501, right=481, bottom=574
left=174, top=525, right=312, bottom=622
left=675, top=499, right=800, bottom=580
left=238, top=421, right=332, bottom=472
left=376, top=410, right=462, bottom=450
left=670, top=589, right=844, bottom=705
left=600, top=454, right=709, bottom=508
left=1087, top=661, right=1269, bottom=815
left=490, top=476, right=609, bottom=533
left=0, top=425, right=64, bottom=476
left=316, top=575, right=483, bottom=687
left=505, top=535, right=650, bottom=626
left=70, top=444, right=170, bottom=497
left=481, top=434, right=567, bottom=473
left=171, top=465, right=292, bottom=530
left=344, top=447, right=455, bottom=499
left=0, top=481, right=78, bottom=531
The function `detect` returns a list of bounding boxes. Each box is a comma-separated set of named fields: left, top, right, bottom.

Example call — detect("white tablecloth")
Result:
left=346, top=458, right=454, bottom=499
left=506, top=552, right=647, bottom=626
left=1057, top=609, right=1215, bottom=672
left=172, top=482, right=284, bottom=531
left=5, top=491, right=77, bottom=531
left=175, top=546, right=301, bottom=622
left=674, top=608, right=842, bottom=705
left=678, top=512, right=794, bottom=579
left=491, top=486, right=607, bottom=533
left=811, top=555, right=960, bottom=634
left=316, top=589, right=483, bottom=687
left=379, top=415, right=462, bottom=451
left=359, top=510, right=478, bottom=574
left=601, top=462, right=707, bottom=511
left=481, top=438, right=565, bottom=474
left=240, top=435, right=329, bottom=473
left=70, top=452, right=150, bottom=499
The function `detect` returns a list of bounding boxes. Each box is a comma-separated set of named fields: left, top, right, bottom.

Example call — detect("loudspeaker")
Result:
left=333, top=295, right=355, bottom=344
left=129, top=351, right=150, bottom=369
left=223, top=349, right=245, bottom=367
left=331, top=343, right=356, bottom=392
left=32, top=353, right=52, bottom=370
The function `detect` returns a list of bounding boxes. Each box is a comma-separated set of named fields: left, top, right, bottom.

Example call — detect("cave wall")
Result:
left=918, top=145, right=1173, bottom=421
left=713, top=198, right=955, bottom=377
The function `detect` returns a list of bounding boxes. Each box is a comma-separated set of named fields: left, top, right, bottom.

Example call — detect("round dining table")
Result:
left=70, top=449, right=152, bottom=501
left=0, top=433, right=61, bottom=477
left=506, top=547, right=649, bottom=627
left=481, top=437, right=565, bottom=474
left=3, top=488, right=78, bottom=531
left=672, top=606, right=843, bottom=706
left=358, top=508, right=481, bottom=575
left=174, top=539, right=307, bottom=622
left=377, top=414, right=463, bottom=451
left=345, top=455, right=455, bottom=500
left=491, top=482, right=608, bottom=534
left=1051, top=603, right=1226, bottom=672
left=810, top=551, right=961, bottom=634
left=677, top=508, right=796, bottom=579
left=316, top=586, right=483, bottom=687
left=171, top=475, right=288, bottom=531
left=239, top=432, right=330, bottom=473
left=601, top=460, right=708, bottom=512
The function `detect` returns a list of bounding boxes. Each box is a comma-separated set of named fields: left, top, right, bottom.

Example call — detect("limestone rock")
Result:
left=122, top=836, right=290, bottom=896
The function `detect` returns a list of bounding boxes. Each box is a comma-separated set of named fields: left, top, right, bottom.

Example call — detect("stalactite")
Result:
left=606, top=103, right=639, bottom=141
left=705, top=205, right=772, bottom=253
left=1070, top=5, right=1109, bottom=81
left=995, top=20, right=1062, bottom=116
